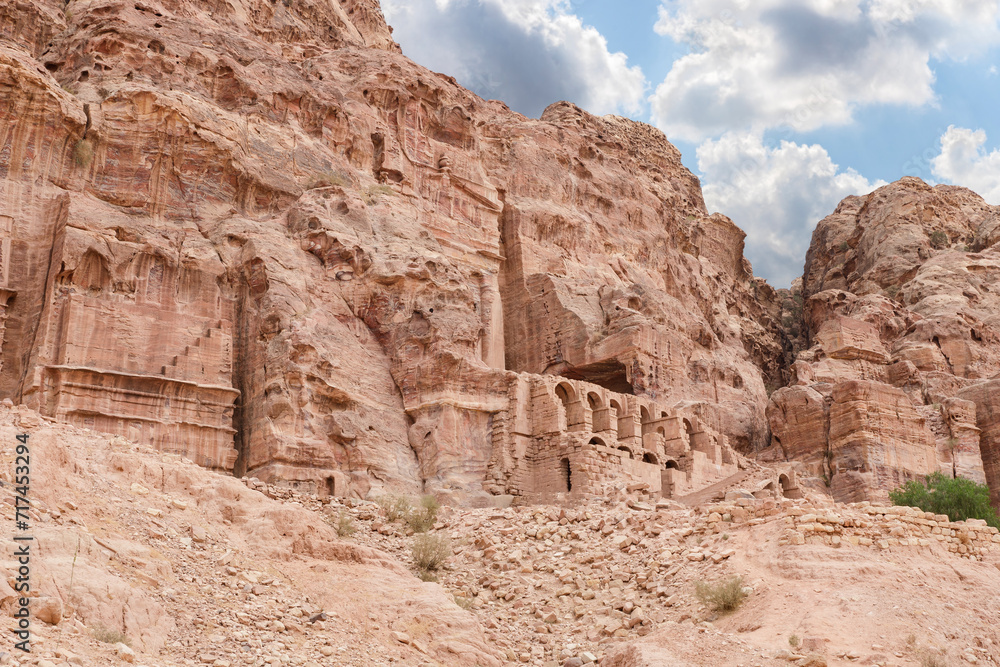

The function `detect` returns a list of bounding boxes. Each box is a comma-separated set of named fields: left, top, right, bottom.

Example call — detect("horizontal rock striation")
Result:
left=768, top=177, right=1000, bottom=507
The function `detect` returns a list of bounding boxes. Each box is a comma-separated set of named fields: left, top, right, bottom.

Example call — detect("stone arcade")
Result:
left=485, top=375, right=740, bottom=501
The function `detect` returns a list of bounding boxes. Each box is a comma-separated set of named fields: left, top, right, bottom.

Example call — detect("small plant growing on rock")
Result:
left=412, top=533, right=451, bottom=579
left=72, top=138, right=94, bottom=168
left=694, top=575, right=748, bottom=613
left=329, top=510, right=355, bottom=538
left=929, top=230, right=949, bottom=249
left=363, top=184, right=395, bottom=205
left=307, top=171, right=351, bottom=189
left=788, top=634, right=800, bottom=648
left=91, top=624, right=131, bottom=646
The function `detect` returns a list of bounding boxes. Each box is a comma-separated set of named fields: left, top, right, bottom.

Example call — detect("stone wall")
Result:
left=486, top=375, right=740, bottom=501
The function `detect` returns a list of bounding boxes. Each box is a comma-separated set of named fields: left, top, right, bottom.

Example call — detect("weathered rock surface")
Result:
left=0, top=0, right=785, bottom=499
left=768, top=177, right=1000, bottom=507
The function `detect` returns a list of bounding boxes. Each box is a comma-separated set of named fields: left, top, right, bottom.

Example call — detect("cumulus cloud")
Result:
left=931, top=126, right=1000, bottom=204
left=651, top=0, right=1000, bottom=141
left=381, top=0, right=646, bottom=118
left=697, top=132, right=886, bottom=286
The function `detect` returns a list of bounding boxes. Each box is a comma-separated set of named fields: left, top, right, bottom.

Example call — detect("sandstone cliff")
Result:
left=0, top=0, right=786, bottom=500
left=767, top=177, right=1000, bottom=508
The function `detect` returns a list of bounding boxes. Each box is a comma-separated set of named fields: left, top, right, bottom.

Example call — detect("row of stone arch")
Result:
left=587, top=436, right=681, bottom=471
left=554, top=380, right=696, bottom=439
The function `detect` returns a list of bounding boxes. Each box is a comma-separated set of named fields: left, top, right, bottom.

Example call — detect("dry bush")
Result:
left=73, top=138, right=94, bottom=168
left=412, top=533, right=451, bottom=576
left=92, top=625, right=131, bottom=646
left=326, top=510, right=355, bottom=537
left=376, top=494, right=413, bottom=523
left=694, top=575, right=748, bottom=613
left=406, top=494, right=440, bottom=533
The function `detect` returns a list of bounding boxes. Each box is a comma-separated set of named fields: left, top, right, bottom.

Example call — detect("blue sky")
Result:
left=381, top=0, right=1000, bottom=286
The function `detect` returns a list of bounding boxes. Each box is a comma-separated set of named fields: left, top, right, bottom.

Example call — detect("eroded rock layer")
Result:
left=767, top=177, right=1000, bottom=507
left=0, top=0, right=785, bottom=499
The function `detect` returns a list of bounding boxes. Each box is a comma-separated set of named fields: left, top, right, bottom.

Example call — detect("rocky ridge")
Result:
left=767, top=178, right=1000, bottom=507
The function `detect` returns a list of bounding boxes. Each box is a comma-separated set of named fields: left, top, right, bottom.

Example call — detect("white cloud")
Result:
left=697, top=132, right=886, bottom=286
left=931, top=126, right=1000, bottom=204
left=650, top=0, right=1000, bottom=141
left=381, top=0, right=646, bottom=118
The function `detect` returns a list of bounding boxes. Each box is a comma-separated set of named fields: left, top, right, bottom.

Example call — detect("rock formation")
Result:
left=0, top=0, right=786, bottom=501
left=767, top=177, right=1000, bottom=507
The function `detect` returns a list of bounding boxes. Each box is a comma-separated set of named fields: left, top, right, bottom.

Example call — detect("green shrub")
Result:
left=788, top=634, right=800, bottom=648
left=412, top=533, right=451, bottom=575
left=889, top=472, right=1000, bottom=529
left=694, top=575, right=748, bottom=613
left=929, top=230, right=949, bottom=249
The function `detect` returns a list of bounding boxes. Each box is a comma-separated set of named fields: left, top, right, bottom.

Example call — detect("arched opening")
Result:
left=617, top=446, right=632, bottom=459
left=588, top=437, right=607, bottom=447
left=682, top=418, right=694, bottom=445
left=656, top=426, right=665, bottom=437
left=778, top=474, right=790, bottom=496
left=587, top=392, right=602, bottom=410
left=555, top=382, right=575, bottom=407
left=664, top=459, right=679, bottom=470
left=640, top=405, right=652, bottom=434
left=778, top=473, right=802, bottom=499
left=609, top=399, right=622, bottom=417
left=642, top=452, right=658, bottom=464
left=561, top=458, right=572, bottom=492
left=660, top=411, right=667, bottom=419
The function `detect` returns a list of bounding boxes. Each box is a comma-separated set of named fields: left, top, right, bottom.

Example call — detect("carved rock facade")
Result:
left=0, top=0, right=782, bottom=500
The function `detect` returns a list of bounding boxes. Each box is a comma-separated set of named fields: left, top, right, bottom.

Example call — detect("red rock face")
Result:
left=769, top=177, right=1000, bottom=507
left=0, top=0, right=787, bottom=498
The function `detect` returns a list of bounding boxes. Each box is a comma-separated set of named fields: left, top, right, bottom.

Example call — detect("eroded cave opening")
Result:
left=549, top=359, right=634, bottom=395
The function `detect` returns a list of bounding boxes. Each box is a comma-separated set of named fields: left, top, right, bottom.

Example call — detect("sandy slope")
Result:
left=1, top=404, right=998, bottom=667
